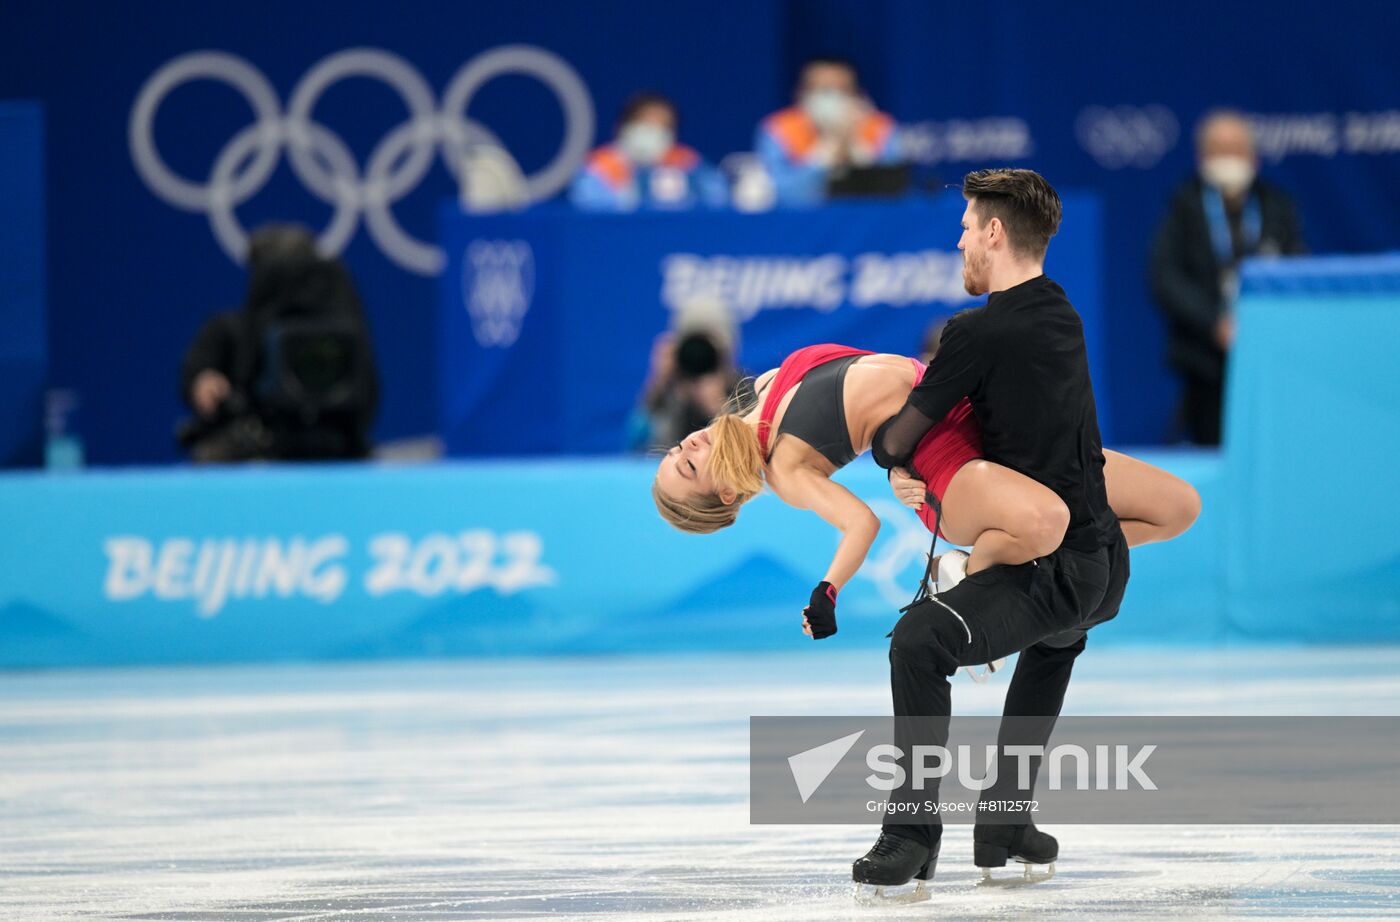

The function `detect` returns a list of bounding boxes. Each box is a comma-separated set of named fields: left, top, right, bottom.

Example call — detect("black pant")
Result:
left=883, top=529, right=1131, bottom=846
left=1183, top=376, right=1223, bottom=446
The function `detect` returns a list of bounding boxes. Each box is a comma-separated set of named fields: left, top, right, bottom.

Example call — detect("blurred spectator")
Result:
left=570, top=92, right=725, bottom=211
left=919, top=318, right=948, bottom=363
left=1150, top=110, right=1305, bottom=445
left=630, top=298, right=749, bottom=451
left=755, top=57, right=899, bottom=207
left=179, top=224, right=379, bottom=462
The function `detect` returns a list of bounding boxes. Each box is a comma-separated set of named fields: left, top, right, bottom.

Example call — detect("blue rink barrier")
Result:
left=0, top=450, right=1237, bottom=669
left=1224, top=255, right=1400, bottom=641
left=4, top=255, right=1399, bottom=668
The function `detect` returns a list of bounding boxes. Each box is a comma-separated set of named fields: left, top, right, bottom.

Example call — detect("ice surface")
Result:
left=2, top=647, right=1399, bottom=920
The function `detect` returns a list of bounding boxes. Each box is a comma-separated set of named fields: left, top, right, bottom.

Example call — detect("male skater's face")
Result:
left=958, top=200, right=992, bottom=296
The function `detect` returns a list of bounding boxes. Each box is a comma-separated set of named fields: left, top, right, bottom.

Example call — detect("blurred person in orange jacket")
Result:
left=755, top=56, right=900, bottom=206
left=570, top=92, right=725, bottom=211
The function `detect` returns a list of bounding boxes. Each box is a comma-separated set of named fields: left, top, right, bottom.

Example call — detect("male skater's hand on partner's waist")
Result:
left=888, top=467, right=926, bottom=511
left=802, top=581, right=839, bottom=639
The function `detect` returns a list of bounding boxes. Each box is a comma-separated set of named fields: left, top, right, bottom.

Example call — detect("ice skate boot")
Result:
left=933, top=548, right=970, bottom=594
left=931, top=550, right=1006, bottom=683
left=852, top=830, right=939, bottom=903
left=973, top=822, right=1057, bottom=885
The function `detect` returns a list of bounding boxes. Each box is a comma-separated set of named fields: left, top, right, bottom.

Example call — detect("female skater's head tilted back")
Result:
left=652, top=413, right=765, bottom=534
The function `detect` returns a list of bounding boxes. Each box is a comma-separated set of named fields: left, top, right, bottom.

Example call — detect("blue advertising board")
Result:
left=0, top=452, right=1221, bottom=668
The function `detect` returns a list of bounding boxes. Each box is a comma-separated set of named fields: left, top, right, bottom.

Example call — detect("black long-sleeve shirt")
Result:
left=874, top=274, right=1117, bottom=552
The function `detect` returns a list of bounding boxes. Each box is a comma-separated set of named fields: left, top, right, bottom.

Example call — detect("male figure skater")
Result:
left=851, top=169, right=1130, bottom=895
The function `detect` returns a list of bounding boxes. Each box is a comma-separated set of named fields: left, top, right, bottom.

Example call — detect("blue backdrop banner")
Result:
left=4, top=1, right=1400, bottom=461
left=437, top=194, right=1105, bottom=455
left=0, top=102, right=45, bottom=467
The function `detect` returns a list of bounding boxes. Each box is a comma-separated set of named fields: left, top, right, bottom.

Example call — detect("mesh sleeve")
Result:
left=871, top=402, right=943, bottom=470
left=871, top=314, right=983, bottom=470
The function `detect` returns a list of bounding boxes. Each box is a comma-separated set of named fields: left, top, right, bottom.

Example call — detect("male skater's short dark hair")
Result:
left=962, top=169, right=1062, bottom=260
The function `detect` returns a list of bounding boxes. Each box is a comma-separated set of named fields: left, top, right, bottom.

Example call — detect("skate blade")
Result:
left=962, top=657, right=1007, bottom=684
left=977, top=860, right=1055, bottom=887
left=853, top=879, right=930, bottom=904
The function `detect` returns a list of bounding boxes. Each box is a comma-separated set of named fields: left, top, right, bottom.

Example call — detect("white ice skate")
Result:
left=853, top=879, right=931, bottom=905
left=934, top=548, right=970, bottom=594
left=931, top=549, right=1007, bottom=683
left=974, top=824, right=1057, bottom=886
left=977, top=859, right=1056, bottom=887
left=851, top=832, right=936, bottom=904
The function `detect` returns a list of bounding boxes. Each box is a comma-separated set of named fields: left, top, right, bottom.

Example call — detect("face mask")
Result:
left=1201, top=155, right=1256, bottom=197
left=618, top=122, right=673, bottom=167
left=802, top=89, right=853, bottom=131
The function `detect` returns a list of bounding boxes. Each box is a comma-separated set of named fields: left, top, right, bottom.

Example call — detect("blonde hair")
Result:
left=653, top=413, right=765, bottom=534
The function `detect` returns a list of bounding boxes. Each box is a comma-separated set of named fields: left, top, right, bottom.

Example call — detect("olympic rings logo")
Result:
left=1075, top=104, right=1179, bottom=170
left=129, top=46, right=594, bottom=275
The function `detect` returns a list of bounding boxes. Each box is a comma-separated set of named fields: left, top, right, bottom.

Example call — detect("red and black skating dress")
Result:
left=755, top=344, right=982, bottom=537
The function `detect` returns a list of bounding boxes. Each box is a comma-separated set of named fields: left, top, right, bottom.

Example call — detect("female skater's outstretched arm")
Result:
left=766, top=467, right=881, bottom=639
left=768, top=466, right=879, bottom=590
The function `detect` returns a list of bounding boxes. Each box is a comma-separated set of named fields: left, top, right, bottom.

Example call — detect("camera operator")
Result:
left=178, top=224, right=379, bottom=462
left=631, top=299, right=748, bottom=452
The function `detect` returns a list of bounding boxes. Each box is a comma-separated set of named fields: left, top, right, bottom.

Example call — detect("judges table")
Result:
left=437, top=195, right=1108, bottom=455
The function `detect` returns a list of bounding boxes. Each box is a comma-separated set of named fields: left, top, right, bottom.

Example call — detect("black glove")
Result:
left=804, top=581, right=839, bottom=640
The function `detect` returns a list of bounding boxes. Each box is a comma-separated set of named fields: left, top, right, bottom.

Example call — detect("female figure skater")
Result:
left=652, top=343, right=1199, bottom=638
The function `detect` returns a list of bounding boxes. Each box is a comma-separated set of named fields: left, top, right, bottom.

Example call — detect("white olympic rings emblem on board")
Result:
left=1075, top=104, right=1179, bottom=170
left=129, top=46, right=594, bottom=275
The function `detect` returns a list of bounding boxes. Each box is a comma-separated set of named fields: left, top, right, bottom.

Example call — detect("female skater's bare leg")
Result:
left=1103, top=449, right=1201, bottom=547
left=939, top=460, right=1070, bottom=575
